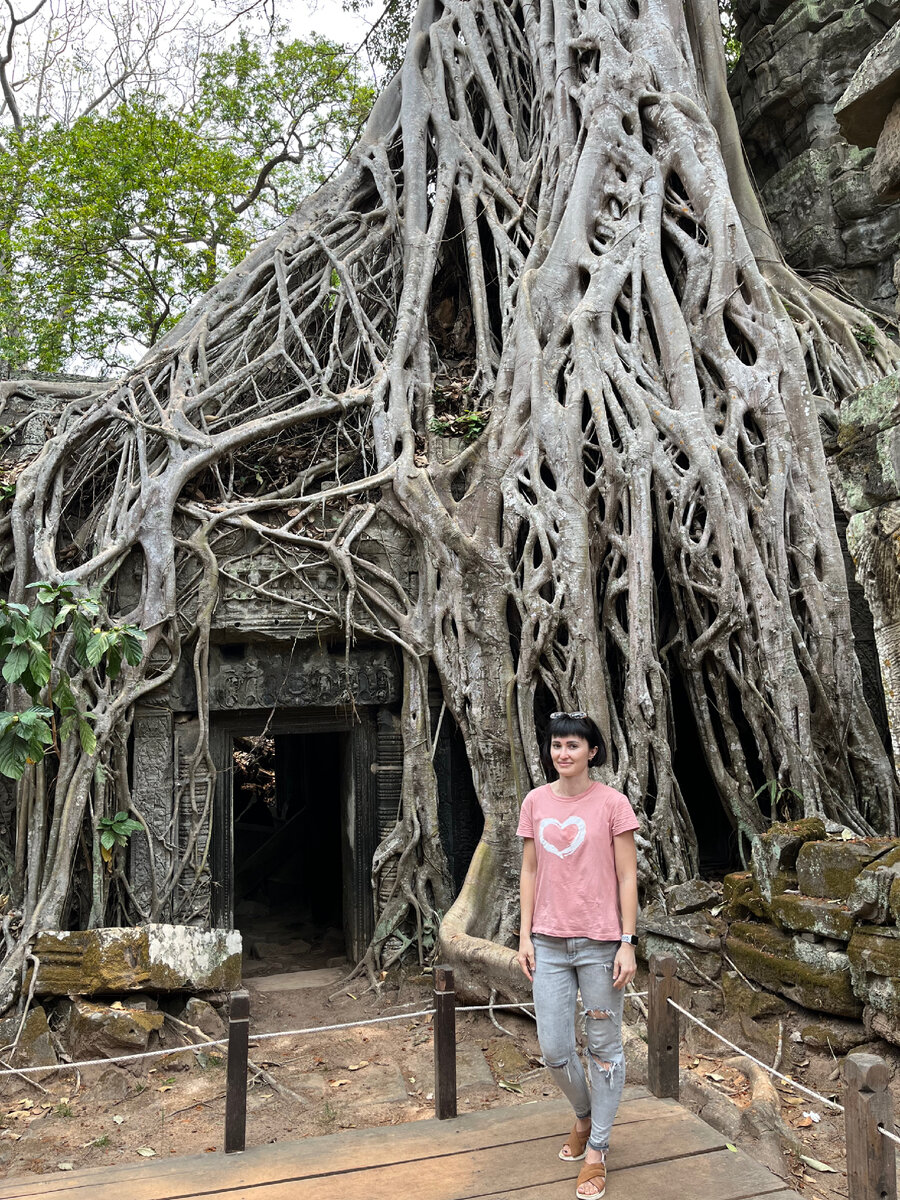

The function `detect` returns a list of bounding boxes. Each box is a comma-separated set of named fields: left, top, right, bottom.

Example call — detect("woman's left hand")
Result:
left=612, top=941, right=636, bottom=989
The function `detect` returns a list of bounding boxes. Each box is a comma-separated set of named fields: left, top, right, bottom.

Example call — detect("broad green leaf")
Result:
left=100, top=829, right=116, bottom=851
left=29, top=603, right=54, bottom=636
left=0, top=735, right=27, bottom=779
left=79, top=719, right=97, bottom=756
left=2, top=644, right=29, bottom=684
left=85, top=632, right=108, bottom=667
left=26, top=641, right=51, bottom=688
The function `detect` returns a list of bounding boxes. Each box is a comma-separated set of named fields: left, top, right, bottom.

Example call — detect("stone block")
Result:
left=836, top=21, right=900, bottom=148
left=847, top=843, right=900, bottom=922
left=181, top=997, right=226, bottom=1039
left=725, top=920, right=862, bottom=1017
left=848, top=926, right=900, bottom=1046
left=800, top=1018, right=869, bottom=1053
left=639, top=906, right=723, bottom=985
left=769, top=891, right=854, bottom=941
left=723, top=872, right=770, bottom=920
left=751, top=817, right=825, bottom=901
left=722, top=970, right=788, bottom=1019
left=31, top=924, right=242, bottom=996
left=890, top=875, right=900, bottom=923
left=0, top=1005, right=57, bottom=1072
left=60, top=997, right=164, bottom=1062
left=665, top=879, right=720, bottom=914
left=795, top=837, right=896, bottom=899
left=872, top=97, right=900, bottom=201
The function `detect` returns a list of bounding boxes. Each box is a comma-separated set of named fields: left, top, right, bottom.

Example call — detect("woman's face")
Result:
left=549, top=733, right=595, bottom=779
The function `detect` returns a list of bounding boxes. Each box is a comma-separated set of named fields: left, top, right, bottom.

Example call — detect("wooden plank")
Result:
left=161, top=1110, right=727, bottom=1200
left=0, top=1097, right=625, bottom=1197
left=8, top=1105, right=724, bottom=1200
left=0, top=1091, right=668, bottom=1198
left=0, top=1091, right=757, bottom=1200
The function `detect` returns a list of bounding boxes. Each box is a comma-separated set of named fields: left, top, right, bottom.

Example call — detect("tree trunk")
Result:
left=2, top=0, right=898, bottom=1005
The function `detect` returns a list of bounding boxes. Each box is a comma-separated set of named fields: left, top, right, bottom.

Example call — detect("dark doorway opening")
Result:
left=434, top=716, right=484, bottom=893
left=669, top=668, right=740, bottom=877
left=232, top=731, right=347, bottom=972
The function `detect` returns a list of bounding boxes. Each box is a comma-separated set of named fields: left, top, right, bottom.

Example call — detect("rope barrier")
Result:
left=251, top=1008, right=436, bottom=1039
left=878, top=1123, right=900, bottom=1147
left=0, top=1039, right=228, bottom=1076
left=666, top=998, right=844, bottom=1114
left=455, top=992, right=648, bottom=1013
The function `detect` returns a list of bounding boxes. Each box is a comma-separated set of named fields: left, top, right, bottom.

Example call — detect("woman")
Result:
left=516, top=712, right=639, bottom=1200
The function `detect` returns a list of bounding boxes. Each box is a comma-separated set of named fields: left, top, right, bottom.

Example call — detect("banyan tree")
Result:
left=1, top=0, right=898, bottom=1008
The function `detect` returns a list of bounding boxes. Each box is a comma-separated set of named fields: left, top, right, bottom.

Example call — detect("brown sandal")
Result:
left=558, top=1121, right=590, bottom=1162
left=575, top=1160, right=607, bottom=1199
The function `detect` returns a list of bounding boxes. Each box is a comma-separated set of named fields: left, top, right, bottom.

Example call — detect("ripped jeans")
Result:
left=532, top=934, right=625, bottom=1153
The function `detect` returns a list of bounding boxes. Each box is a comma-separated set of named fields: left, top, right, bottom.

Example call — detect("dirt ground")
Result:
left=0, top=953, right=897, bottom=1198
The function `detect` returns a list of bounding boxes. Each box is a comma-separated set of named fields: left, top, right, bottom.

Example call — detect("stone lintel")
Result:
left=31, top=924, right=242, bottom=996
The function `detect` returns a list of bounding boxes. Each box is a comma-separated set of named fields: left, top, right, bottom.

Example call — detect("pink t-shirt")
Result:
left=517, top=781, right=639, bottom=941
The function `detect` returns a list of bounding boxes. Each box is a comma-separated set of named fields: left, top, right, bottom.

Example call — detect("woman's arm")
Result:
left=612, top=830, right=638, bottom=989
left=517, top=838, right=537, bottom=981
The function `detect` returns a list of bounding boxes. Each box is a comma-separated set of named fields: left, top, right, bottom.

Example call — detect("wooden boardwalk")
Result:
left=0, top=1087, right=801, bottom=1200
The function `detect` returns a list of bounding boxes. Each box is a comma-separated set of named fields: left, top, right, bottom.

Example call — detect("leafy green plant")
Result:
left=97, top=812, right=144, bottom=866
left=0, top=580, right=146, bottom=779
left=753, top=780, right=805, bottom=821
left=853, top=325, right=879, bottom=358
left=429, top=408, right=491, bottom=443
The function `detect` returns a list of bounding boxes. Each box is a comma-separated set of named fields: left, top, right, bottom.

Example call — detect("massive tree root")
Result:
left=1, top=0, right=898, bottom=1007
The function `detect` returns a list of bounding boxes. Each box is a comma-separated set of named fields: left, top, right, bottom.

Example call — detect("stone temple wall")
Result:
left=728, top=0, right=900, bottom=316
left=638, top=819, right=900, bottom=1047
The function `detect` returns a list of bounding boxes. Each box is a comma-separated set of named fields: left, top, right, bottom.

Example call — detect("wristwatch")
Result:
left=620, top=933, right=638, bottom=947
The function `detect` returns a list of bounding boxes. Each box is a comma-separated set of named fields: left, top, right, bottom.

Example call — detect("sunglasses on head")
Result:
left=550, top=711, right=588, bottom=720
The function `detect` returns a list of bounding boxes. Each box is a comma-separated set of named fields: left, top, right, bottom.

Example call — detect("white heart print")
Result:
left=538, top=815, right=586, bottom=858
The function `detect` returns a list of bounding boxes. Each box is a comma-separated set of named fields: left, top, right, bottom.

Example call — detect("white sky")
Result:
left=286, top=0, right=372, bottom=50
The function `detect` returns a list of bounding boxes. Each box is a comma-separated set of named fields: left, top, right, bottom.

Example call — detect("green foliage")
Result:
left=853, top=324, right=879, bottom=359
left=0, top=581, right=146, bottom=779
left=753, top=779, right=806, bottom=821
left=719, top=0, right=741, bottom=70
left=429, top=409, right=491, bottom=443
left=98, top=811, right=144, bottom=865
left=0, top=30, right=374, bottom=372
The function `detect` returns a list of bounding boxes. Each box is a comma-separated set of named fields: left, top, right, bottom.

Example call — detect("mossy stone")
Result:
left=752, top=818, right=825, bottom=902
left=723, top=872, right=771, bottom=920
left=847, top=843, right=900, bottom=922
left=722, top=969, right=788, bottom=1019
left=768, top=892, right=854, bottom=941
left=796, top=838, right=896, bottom=900
left=800, top=1019, right=869, bottom=1053
left=0, top=1006, right=57, bottom=1071
left=726, top=920, right=862, bottom=1018
left=31, top=924, right=242, bottom=996
left=61, top=997, right=165, bottom=1061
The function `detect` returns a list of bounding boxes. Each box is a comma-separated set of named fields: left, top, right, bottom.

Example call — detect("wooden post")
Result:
left=843, top=1053, right=897, bottom=1200
left=647, top=954, right=679, bottom=1100
left=433, top=965, right=457, bottom=1119
left=224, top=988, right=250, bottom=1154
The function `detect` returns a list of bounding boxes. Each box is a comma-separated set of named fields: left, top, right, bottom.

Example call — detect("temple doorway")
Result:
left=211, top=710, right=379, bottom=974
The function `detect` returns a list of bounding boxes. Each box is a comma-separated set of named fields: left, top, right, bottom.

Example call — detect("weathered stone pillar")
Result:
left=830, top=375, right=900, bottom=767
left=129, top=707, right=175, bottom=920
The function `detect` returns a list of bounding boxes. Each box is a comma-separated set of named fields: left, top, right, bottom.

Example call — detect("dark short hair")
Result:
left=541, top=713, right=607, bottom=778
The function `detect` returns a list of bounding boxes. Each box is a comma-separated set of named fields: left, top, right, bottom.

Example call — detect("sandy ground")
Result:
left=0, top=956, right=897, bottom=1199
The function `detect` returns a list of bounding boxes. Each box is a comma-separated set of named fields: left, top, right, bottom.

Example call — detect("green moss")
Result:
left=726, top=921, right=861, bottom=1018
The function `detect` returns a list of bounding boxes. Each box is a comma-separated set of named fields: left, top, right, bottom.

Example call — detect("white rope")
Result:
left=879, top=1124, right=900, bottom=1147
left=456, top=992, right=647, bottom=1013
left=0, top=1038, right=228, bottom=1077
left=251, top=1008, right=436, bottom=1039
left=667, top=999, right=844, bottom=1113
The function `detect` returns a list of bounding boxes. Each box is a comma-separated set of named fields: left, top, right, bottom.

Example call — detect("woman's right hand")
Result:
left=517, top=936, right=535, bottom=981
